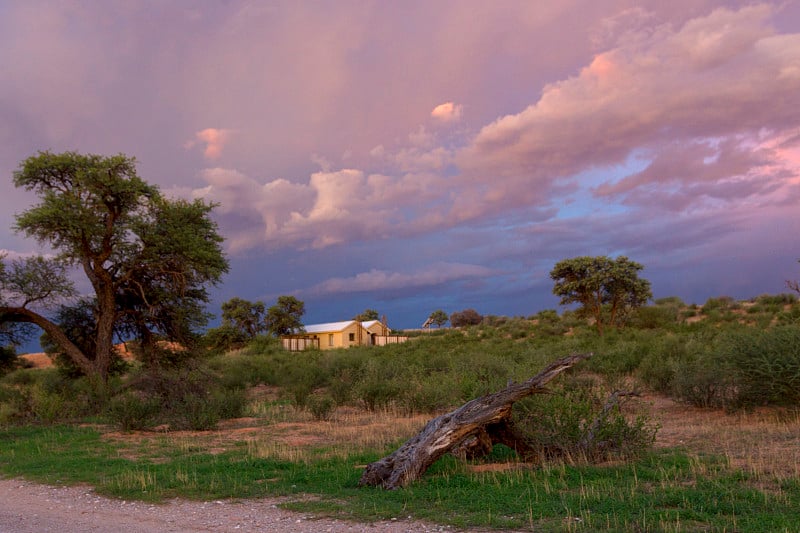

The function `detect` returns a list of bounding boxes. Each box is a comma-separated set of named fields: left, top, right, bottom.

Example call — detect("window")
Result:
left=328, top=334, right=334, bottom=347
left=349, top=333, right=355, bottom=342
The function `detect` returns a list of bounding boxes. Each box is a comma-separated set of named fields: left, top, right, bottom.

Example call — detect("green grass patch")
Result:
left=0, top=425, right=798, bottom=531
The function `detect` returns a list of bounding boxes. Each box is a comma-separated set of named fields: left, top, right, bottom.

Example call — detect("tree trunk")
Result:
left=358, top=352, right=592, bottom=490
left=0, top=306, right=96, bottom=378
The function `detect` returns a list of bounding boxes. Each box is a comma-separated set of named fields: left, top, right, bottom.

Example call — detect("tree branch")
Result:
left=0, top=305, right=94, bottom=376
left=358, top=352, right=592, bottom=489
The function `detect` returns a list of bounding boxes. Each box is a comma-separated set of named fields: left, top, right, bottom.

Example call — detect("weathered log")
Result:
left=358, top=352, right=592, bottom=489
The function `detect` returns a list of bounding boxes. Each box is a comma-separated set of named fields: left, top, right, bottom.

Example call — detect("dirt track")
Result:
left=0, top=479, right=463, bottom=533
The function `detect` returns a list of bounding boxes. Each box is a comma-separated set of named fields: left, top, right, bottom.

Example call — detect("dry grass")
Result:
left=100, top=389, right=800, bottom=484
left=103, top=393, right=431, bottom=464
left=647, top=393, right=800, bottom=483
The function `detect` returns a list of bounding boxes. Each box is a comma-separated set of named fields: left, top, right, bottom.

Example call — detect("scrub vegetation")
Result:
left=1, top=293, right=800, bottom=531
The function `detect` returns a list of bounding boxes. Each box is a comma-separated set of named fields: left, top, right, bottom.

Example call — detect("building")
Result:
left=281, top=319, right=407, bottom=351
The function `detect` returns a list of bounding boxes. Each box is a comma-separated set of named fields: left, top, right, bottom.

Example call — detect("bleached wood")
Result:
left=358, top=352, right=592, bottom=489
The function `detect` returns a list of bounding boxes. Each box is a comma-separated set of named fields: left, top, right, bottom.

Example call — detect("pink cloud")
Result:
left=185, top=128, right=234, bottom=160
left=431, top=102, right=463, bottom=122
left=458, top=4, right=800, bottom=212
left=189, top=4, right=800, bottom=255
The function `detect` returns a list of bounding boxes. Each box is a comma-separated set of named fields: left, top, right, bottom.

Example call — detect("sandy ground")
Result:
left=0, top=478, right=473, bottom=533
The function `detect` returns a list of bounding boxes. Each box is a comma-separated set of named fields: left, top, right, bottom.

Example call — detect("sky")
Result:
left=2, top=1, right=800, bottom=337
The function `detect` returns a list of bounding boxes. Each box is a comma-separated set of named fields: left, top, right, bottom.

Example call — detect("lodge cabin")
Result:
left=281, top=319, right=408, bottom=351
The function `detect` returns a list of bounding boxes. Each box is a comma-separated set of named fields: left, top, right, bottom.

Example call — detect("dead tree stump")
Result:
left=358, top=352, right=592, bottom=489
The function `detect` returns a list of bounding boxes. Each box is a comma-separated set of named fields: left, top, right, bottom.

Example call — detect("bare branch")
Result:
left=359, top=353, right=592, bottom=489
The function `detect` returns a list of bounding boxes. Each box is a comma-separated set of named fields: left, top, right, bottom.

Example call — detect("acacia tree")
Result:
left=550, top=255, right=651, bottom=335
left=0, top=151, right=228, bottom=384
left=353, top=308, right=380, bottom=321
left=221, top=297, right=266, bottom=338
left=265, top=295, right=305, bottom=336
left=428, top=309, right=449, bottom=328
left=204, top=297, right=267, bottom=351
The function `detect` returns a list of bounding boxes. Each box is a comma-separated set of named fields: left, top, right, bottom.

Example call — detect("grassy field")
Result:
left=1, top=295, right=800, bottom=531
left=0, top=390, right=798, bottom=531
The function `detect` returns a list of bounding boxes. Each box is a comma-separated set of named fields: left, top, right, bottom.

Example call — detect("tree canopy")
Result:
left=204, top=297, right=267, bottom=351
left=222, top=297, right=266, bottom=338
left=450, top=309, right=482, bottom=327
left=0, top=151, right=228, bottom=383
left=353, top=308, right=380, bottom=321
left=550, top=255, right=651, bottom=335
left=428, top=309, right=449, bottom=328
left=265, top=295, right=305, bottom=336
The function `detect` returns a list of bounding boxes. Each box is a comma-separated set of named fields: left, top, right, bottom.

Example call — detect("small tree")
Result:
left=428, top=309, right=449, bottom=328
left=450, top=309, right=483, bottom=327
left=265, top=295, right=305, bottom=336
left=550, top=255, right=651, bottom=335
left=221, top=297, right=266, bottom=338
left=353, top=308, right=380, bottom=321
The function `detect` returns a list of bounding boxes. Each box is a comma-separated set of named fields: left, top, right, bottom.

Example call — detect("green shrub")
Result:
left=399, top=374, right=456, bottom=414
left=328, top=364, right=361, bottom=406
left=307, top=394, right=336, bottom=420
left=513, top=379, right=657, bottom=462
left=754, top=293, right=797, bottom=306
left=241, top=335, right=285, bottom=356
left=174, top=393, right=221, bottom=430
left=672, top=357, right=736, bottom=408
left=210, top=387, right=247, bottom=420
left=630, top=305, right=680, bottom=330
left=112, top=360, right=246, bottom=430
left=28, top=385, right=73, bottom=423
left=107, top=392, right=161, bottom=430
left=701, top=296, right=736, bottom=314
left=637, top=335, right=693, bottom=393
left=0, top=384, right=26, bottom=425
left=654, top=296, right=685, bottom=306
left=721, top=325, right=800, bottom=408
left=2, top=368, right=40, bottom=386
left=355, top=379, right=402, bottom=411
left=0, top=402, right=20, bottom=426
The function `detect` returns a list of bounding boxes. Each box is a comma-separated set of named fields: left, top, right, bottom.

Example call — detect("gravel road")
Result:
left=0, top=479, right=474, bottom=533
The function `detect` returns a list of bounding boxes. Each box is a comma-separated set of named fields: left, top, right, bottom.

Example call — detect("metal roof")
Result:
left=303, top=320, right=357, bottom=333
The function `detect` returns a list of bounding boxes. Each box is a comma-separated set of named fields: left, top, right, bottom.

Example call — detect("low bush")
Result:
left=106, top=392, right=161, bottom=430
left=721, top=325, right=800, bottom=408
left=629, top=305, right=680, bottom=330
left=106, top=360, right=247, bottom=431
left=671, top=356, right=736, bottom=409
left=513, top=378, right=657, bottom=462
left=701, top=296, right=736, bottom=312
left=0, top=384, right=26, bottom=425
left=307, top=394, right=336, bottom=420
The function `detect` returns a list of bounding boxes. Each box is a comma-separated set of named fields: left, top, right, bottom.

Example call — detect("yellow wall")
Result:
left=310, top=322, right=366, bottom=350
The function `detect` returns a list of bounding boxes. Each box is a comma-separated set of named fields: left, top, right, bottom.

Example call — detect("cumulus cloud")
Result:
left=192, top=167, right=425, bottom=251
left=193, top=5, right=800, bottom=261
left=459, top=4, right=800, bottom=214
left=431, top=101, right=463, bottom=122
left=185, top=128, right=234, bottom=160
left=192, top=168, right=314, bottom=252
left=306, top=262, right=495, bottom=295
